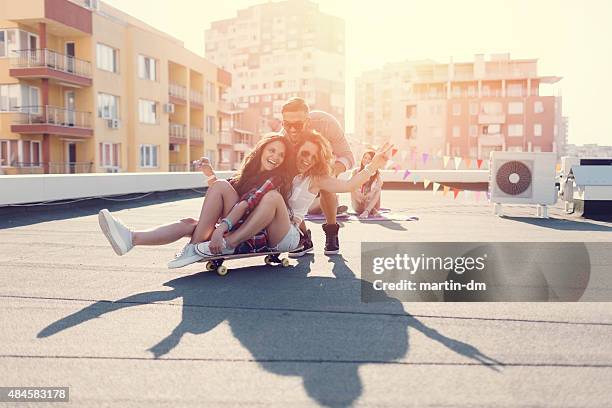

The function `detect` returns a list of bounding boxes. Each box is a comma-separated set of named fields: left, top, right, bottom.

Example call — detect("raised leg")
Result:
left=225, top=191, right=292, bottom=249
left=190, top=179, right=239, bottom=244
left=132, top=218, right=197, bottom=246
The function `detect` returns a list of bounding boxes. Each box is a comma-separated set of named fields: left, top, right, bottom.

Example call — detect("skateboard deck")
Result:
left=197, top=247, right=302, bottom=276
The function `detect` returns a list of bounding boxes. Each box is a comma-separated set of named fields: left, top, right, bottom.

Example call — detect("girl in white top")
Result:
left=351, top=149, right=384, bottom=219
left=197, top=130, right=393, bottom=256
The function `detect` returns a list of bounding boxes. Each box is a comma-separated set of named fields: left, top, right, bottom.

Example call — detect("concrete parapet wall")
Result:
left=0, top=170, right=488, bottom=206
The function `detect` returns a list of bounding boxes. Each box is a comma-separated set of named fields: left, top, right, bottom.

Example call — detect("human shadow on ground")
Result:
left=38, top=258, right=502, bottom=407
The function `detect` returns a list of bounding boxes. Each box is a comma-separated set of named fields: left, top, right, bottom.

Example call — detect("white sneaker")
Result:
left=167, top=243, right=203, bottom=269
left=195, top=240, right=235, bottom=257
left=98, top=209, right=133, bottom=256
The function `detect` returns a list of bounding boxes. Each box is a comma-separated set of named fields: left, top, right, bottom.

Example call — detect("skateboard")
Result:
left=198, top=248, right=301, bottom=276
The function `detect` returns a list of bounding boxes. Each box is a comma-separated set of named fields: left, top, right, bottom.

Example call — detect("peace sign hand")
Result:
left=370, top=142, right=395, bottom=170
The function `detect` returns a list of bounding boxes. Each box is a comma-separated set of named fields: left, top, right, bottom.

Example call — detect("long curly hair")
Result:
left=231, top=133, right=295, bottom=203
left=294, top=129, right=333, bottom=178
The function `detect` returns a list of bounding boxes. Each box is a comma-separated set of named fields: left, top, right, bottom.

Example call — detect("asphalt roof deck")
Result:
left=1, top=191, right=611, bottom=406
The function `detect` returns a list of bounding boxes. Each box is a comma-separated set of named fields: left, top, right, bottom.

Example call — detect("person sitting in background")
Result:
left=351, top=149, right=383, bottom=219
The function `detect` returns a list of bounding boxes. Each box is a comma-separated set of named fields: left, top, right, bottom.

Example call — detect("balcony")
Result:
left=478, top=114, right=506, bottom=125
left=8, top=161, right=93, bottom=174
left=11, top=106, right=93, bottom=137
left=10, top=49, right=92, bottom=87
left=169, top=123, right=186, bottom=144
left=218, top=130, right=232, bottom=146
left=169, top=164, right=188, bottom=172
left=190, top=127, right=204, bottom=145
left=479, top=134, right=504, bottom=146
left=169, top=82, right=187, bottom=105
left=190, top=90, right=203, bottom=108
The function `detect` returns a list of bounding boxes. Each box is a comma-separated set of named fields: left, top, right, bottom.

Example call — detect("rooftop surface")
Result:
left=1, top=190, right=611, bottom=407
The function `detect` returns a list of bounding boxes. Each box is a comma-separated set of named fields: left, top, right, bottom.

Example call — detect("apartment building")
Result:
left=355, top=54, right=565, bottom=165
left=565, top=144, right=612, bottom=158
left=0, top=0, right=230, bottom=175
left=205, top=0, right=345, bottom=134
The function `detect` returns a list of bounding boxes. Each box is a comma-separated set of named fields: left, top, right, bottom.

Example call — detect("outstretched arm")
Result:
left=317, top=143, right=393, bottom=193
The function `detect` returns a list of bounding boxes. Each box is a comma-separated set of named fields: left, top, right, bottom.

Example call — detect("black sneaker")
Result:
left=322, top=223, right=340, bottom=255
left=288, top=229, right=313, bottom=258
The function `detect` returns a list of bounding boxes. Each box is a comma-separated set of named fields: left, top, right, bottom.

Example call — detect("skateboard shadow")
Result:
left=38, top=259, right=502, bottom=407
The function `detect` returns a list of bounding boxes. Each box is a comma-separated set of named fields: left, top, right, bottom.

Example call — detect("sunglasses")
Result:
left=282, top=120, right=306, bottom=130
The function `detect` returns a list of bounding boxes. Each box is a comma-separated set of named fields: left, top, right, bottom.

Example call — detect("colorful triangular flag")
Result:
left=443, top=185, right=450, bottom=196
left=452, top=188, right=461, bottom=199
left=443, top=156, right=450, bottom=168
left=454, top=157, right=462, bottom=170
left=464, top=158, right=472, bottom=169
left=477, top=159, right=484, bottom=169
left=422, top=153, right=429, bottom=165
left=423, top=178, right=431, bottom=189
left=432, top=182, right=441, bottom=193
left=402, top=169, right=411, bottom=180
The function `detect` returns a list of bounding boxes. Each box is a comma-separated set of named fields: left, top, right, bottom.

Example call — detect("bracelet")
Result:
left=220, top=218, right=233, bottom=231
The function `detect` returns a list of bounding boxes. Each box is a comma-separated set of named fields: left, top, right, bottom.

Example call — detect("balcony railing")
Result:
left=190, top=90, right=203, bottom=105
left=13, top=106, right=92, bottom=128
left=219, top=130, right=232, bottom=145
left=169, top=164, right=188, bottom=172
left=11, top=49, right=92, bottom=78
left=169, top=123, right=186, bottom=139
left=190, top=127, right=204, bottom=141
left=169, top=82, right=187, bottom=100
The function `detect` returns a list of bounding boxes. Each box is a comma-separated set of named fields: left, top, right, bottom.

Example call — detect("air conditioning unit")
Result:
left=106, top=119, right=120, bottom=129
left=163, top=103, right=175, bottom=114
left=169, top=143, right=180, bottom=152
left=489, top=151, right=557, bottom=217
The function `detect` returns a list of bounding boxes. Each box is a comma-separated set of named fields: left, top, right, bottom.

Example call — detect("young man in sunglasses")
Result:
left=280, top=97, right=355, bottom=256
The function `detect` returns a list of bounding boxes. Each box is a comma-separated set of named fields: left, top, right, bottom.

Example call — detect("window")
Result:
left=482, top=85, right=490, bottom=97
left=534, top=101, right=544, bottom=113
left=508, top=124, right=523, bottom=137
left=206, top=115, right=215, bottom=134
left=138, top=55, right=156, bottom=81
left=452, top=103, right=461, bottom=116
left=96, top=43, right=118, bottom=73
left=470, top=125, right=478, bottom=137
left=0, top=139, right=38, bottom=166
left=0, top=29, right=37, bottom=57
left=206, top=81, right=216, bottom=102
left=469, top=102, right=478, bottom=115
left=484, top=124, right=501, bottom=134
left=467, top=86, right=476, bottom=97
left=0, top=84, right=39, bottom=112
left=206, top=149, right=216, bottom=167
left=452, top=86, right=461, bottom=97
left=405, top=126, right=416, bottom=139
left=1, top=140, right=18, bottom=166
left=21, top=140, right=41, bottom=166
left=482, top=102, right=502, bottom=114
left=97, top=93, right=119, bottom=119
left=507, top=84, right=523, bottom=97
left=452, top=126, right=460, bottom=138
left=508, top=102, right=523, bottom=115
left=139, top=144, right=158, bottom=168
left=99, top=142, right=120, bottom=167
left=534, top=123, right=542, bottom=137
left=138, top=99, right=157, bottom=124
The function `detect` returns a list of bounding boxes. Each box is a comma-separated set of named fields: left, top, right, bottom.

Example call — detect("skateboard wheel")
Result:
left=281, top=258, right=290, bottom=267
left=205, top=261, right=215, bottom=271
left=264, top=255, right=274, bottom=265
left=216, top=265, right=229, bottom=276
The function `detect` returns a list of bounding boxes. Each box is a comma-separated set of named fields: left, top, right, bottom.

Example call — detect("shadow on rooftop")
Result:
left=37, top=255, right=502, bottom=407
left=0, top=189, right=205, bottom=230
left=504, top=216, right=612, bottom=232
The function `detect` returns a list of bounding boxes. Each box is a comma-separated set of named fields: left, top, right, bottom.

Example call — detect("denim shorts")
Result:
left=270, top=224, right=301, bottom=252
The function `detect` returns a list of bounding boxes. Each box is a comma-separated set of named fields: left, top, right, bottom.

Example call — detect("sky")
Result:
left=104, top=0, right=612, bottom=145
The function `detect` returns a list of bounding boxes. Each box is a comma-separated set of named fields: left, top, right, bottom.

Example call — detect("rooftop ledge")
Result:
left=0, top=170, right=487, bottom=206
